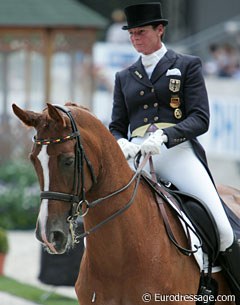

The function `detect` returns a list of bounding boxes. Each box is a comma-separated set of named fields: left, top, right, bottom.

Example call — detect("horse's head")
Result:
left=12, top=103, right=99, bottom=254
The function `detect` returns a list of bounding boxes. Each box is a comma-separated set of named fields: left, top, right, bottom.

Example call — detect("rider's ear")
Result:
left=47, top=103, right=66, bottom=127
left=12, top=103, right=41, bottom=127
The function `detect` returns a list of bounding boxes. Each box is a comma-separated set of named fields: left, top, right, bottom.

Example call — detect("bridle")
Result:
left=33, top=104, right=146, bottom=242
left=33, top=104, right=97, bottom=220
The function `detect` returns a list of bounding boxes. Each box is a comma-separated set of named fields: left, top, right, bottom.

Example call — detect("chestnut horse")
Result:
left=13, top=103, right=237, bottom=305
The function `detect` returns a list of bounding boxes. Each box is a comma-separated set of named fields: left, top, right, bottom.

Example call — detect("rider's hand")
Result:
left=117, top=138, right=140, bottom=160
left=141, top=129, right=167, bottom=155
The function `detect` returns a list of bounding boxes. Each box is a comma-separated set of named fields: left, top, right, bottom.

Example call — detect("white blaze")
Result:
left=36, top=145, right=58, bottom=254
left=37, top=145, right=50, bottom=237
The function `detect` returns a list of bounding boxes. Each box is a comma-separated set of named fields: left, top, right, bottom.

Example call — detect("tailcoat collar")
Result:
left=129, top=49, right=177, bottom=86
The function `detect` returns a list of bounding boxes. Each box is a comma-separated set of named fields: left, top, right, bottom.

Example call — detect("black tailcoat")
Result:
left=109, top=49, right=212, bottom=178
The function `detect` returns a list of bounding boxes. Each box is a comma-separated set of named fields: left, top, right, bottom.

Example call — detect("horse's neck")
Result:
left=86, top=147, right=135, bottom=221
left=83, top=144, right=145, bottom=269
left=81, top=130, right=166, bottom=272
left=87, top=137, right=134, bottom=204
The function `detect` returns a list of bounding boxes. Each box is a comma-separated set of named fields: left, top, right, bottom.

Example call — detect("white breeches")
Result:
left=131, top=133, right=234, bottom=251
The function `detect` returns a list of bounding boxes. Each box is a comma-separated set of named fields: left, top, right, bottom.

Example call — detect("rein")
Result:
left=74, top=153, right=150, bottom=241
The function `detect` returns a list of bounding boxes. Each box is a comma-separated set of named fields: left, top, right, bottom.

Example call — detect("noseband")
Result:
left=33, top=104, right=97, bottom=219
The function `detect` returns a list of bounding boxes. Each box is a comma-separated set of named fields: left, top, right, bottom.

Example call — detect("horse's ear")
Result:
left=12, top=103, right=41, bottom=127
left=47, top=103, right=66, bottom=127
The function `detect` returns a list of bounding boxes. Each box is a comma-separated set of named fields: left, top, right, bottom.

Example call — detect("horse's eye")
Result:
left=64, top=157, right=74, bottom=167
left=59, top=154, right=75, bottom=168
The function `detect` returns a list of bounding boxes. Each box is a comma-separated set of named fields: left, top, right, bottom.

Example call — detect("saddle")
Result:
left=141, top=173, right=220, bottom=263
left=165, top=186, right=220, bottom=263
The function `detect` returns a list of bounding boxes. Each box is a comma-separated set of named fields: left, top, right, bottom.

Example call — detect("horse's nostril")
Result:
left=50, top=231, right=66, bottom=250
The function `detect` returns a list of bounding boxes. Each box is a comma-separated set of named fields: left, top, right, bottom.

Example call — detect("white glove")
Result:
left=117, top=138, right=140, bottom=159
left=141, top=129, right=167, bottom=155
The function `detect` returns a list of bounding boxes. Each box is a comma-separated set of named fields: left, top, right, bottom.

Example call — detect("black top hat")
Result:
left=122, top=2, right=168, bottom=30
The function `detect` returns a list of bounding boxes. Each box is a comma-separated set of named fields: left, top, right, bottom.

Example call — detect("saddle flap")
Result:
left=173, top=191, right=220, bottom=263
left=141, top=172, right=220, bottom=264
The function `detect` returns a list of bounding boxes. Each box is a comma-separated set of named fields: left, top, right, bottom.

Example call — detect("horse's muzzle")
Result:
left=35, top=221, right=70, bottom=254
